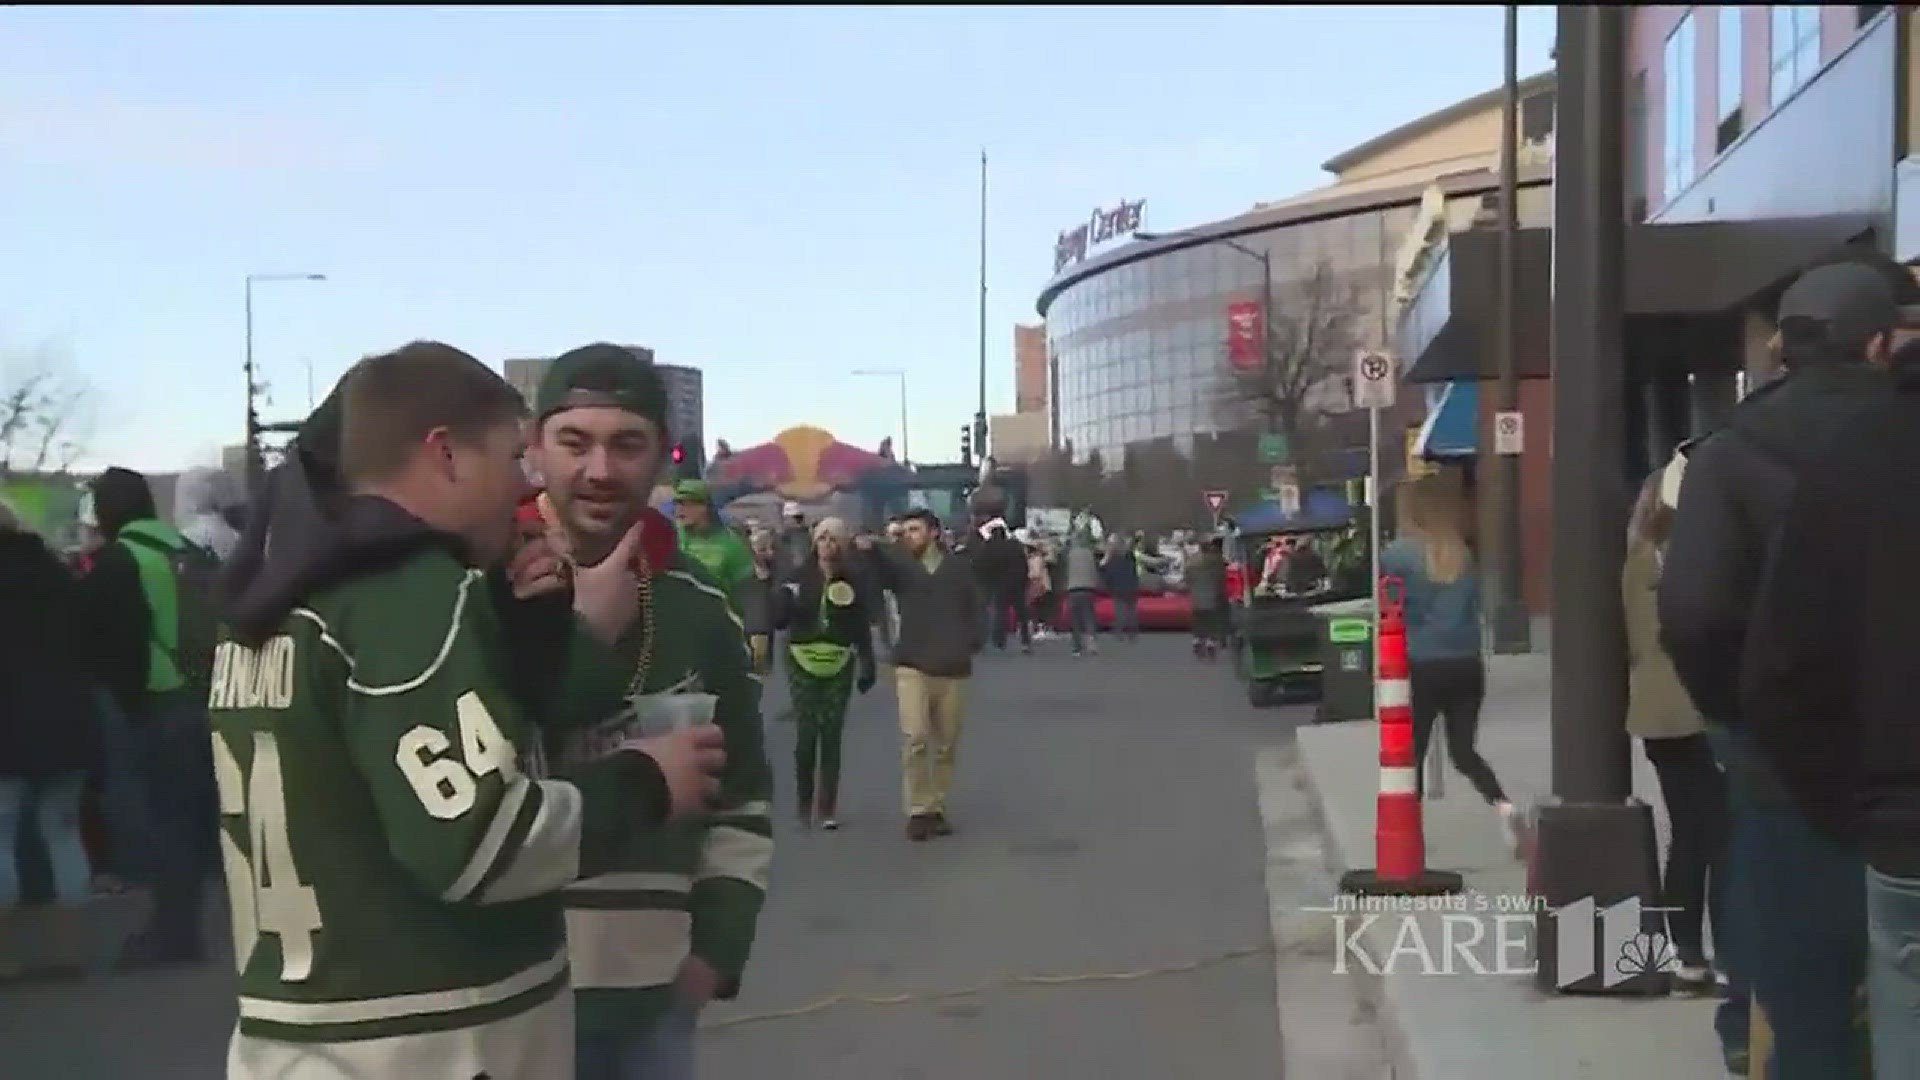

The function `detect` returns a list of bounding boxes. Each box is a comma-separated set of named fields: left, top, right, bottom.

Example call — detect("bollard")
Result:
left=1339, top=575, right=1465, bottom=897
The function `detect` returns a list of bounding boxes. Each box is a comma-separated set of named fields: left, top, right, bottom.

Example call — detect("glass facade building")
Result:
left=1039, top=203, right=1421, bottom=465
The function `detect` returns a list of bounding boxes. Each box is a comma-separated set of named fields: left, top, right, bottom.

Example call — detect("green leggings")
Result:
left=788, top=662, right=855, bottom=809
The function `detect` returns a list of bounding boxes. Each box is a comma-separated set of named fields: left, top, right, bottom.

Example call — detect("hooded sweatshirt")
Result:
left=79, top=466, right=189, bottom=707
left=210, top=400, right=678, bottom=1078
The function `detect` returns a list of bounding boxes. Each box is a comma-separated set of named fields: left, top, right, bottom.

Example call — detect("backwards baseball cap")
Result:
left=1777, top=261, right=1899, bottom=349
left=673, top=478, right=712, bottom=504
left=534, top=343, right=670, bottom=434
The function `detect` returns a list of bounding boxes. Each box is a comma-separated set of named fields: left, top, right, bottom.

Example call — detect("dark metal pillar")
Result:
left=1534, top=3, right=1667, bottom=996
left=1490, top=3, right=1534, bottom=653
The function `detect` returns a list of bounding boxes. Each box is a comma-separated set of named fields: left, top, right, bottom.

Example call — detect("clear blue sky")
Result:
left=0, top=5, right=1555, bottom=473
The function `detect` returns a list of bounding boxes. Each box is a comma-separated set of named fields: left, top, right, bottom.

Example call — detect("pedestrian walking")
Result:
left=75, top=465, right=224, bottom=969
left=1662, top=260, right=1904, bottom=1078
left=1380, top=476, right=1527, bottom=856
left=775, top=517, right=877, bottom=831
left=1186, top=535, right=1230, bottom=660
left=1622, top=471, right=1725, bottom=994
left=0, top=497, right=104, bottom=979
left=855, top=510, right=981, bottom=842
left=1102, top=535, right=1142, bottom=642
left=977, top=521, right=1031, bottom=653
left=1062, top=532, right=1102, bottom=656
left=741, top=528, right=779, bottom=677
left=213, top=342, right=727, bottom=1080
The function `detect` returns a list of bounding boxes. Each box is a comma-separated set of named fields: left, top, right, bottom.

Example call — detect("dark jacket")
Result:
left=975, top=532, right=1027, bottom=597
left=1741, top=359, right=1920, bottom=867
left=736, top=568, right=777, bottom=637
left=773, top=559, right=875, bottom=674
left=1101, top=547, right=1141, bottom=598
left=862, top=543, right=982, bottom=678
left=1185, top=550, right=1228, bottom=613
left=78, top=467, right=161, bottom=711
left=0, top=527, right=102, bottom=779
left=1659, top=360, right=1889, bottom=728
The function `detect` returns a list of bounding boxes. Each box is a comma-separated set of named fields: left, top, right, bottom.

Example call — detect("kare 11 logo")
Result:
left=1317, top=893, right=1682, bottom=986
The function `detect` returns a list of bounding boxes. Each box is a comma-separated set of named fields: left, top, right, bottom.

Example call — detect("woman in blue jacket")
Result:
left=1380, top=477, right=1524, bottom=856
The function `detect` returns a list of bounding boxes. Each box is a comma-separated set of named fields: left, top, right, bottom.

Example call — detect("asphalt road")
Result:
left=0, top=633, right=1310, bottom=1080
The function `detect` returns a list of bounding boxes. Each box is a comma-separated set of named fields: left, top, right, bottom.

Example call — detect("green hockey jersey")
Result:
left=209, top=545, right=666, bottom=1078
left=542, top=554, right=775, bottom=1035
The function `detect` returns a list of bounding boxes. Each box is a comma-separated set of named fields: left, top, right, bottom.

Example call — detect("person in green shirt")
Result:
left=771, top=516, right=876, bottom=830
left=672, top=480, right=754, bottom=603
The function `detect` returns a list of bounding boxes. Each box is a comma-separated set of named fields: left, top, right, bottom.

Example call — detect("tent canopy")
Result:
left=1228, top=487, right=1354, bottom=534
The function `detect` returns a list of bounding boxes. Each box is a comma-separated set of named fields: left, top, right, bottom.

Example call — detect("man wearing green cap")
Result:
left=671, top=478, right=754, bottom=608
left=526, top=343, right=773, bottom=1080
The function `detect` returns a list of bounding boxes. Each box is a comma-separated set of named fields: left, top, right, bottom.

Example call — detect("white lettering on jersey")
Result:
left=209, top=637, right=297, bottom=711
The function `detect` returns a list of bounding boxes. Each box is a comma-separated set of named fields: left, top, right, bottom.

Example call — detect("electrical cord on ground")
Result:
left=700, top=942, right=1280, bottom=1031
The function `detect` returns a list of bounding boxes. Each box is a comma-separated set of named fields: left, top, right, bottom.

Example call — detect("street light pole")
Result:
left=851, top=369, right=910, bottom=465
left=243, top=272, right=328, bottom=493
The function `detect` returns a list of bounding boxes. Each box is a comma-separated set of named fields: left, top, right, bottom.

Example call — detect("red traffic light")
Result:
left=671, top=443, right=686, bottom=464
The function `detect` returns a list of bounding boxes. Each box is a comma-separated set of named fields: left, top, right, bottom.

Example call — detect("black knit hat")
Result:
left=533, top=343, right=670, bottom=435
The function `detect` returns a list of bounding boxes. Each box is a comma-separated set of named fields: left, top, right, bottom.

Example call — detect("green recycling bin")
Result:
left=1314, top=604, right=1374, bottom=724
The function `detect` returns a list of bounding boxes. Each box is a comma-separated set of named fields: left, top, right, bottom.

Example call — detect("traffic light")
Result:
left=960, top=424, right=973, bottom=466
left=671, top=442, right=687, bottom=466
left=668, top=440, right=704, bottom=481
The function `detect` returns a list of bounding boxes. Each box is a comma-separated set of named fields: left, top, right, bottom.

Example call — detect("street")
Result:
left=0, top=634, right=1353, bottom=1079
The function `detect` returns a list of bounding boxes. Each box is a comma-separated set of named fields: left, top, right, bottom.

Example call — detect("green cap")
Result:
left=674, top=478, right=711, bottom=504
left=534, top=343, right=670, bottom=434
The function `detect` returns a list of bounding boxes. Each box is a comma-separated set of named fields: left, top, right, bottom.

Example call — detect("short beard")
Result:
left=561, top=497, right=640, bottom=569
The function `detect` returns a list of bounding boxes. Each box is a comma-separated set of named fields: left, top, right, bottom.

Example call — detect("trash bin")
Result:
left=1315, top=606, right=1374, bottom=723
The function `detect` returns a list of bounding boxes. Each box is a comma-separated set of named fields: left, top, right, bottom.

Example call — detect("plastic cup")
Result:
left=631, top=692, right=718, bottom=736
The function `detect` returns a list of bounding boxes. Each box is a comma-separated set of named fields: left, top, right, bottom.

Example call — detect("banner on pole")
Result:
left=1226, top=301, right=1264, bottom=374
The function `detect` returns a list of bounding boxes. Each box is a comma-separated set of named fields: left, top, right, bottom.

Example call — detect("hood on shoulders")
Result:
left=220, top=388, right=454, bottom=646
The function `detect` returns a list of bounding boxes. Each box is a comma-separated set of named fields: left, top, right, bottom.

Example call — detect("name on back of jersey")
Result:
left=209, top=637, right=297, bottom=711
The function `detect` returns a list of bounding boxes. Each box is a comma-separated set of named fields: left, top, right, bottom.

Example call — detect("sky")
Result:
left=0, top=5, right=1556, bottom=474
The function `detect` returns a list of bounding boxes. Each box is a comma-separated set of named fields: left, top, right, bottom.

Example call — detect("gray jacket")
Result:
left=1063, top=543, right=1102, bottom=592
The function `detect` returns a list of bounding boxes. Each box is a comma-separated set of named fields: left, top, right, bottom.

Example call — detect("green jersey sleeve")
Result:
left=340, top=566, right=665, bottom=905
left=678, top=572, right=774, bottom=991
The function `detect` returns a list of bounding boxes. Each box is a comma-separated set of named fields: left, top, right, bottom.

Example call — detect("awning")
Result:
left=1228, top=488, right=1354, bottom=533
left=1399, top=214, right=1886, bottom=384
left=1414, top=381, right=1479, bottom=458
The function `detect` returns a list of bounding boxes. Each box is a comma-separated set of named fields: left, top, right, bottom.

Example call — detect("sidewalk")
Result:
left=1291, top=651, right=1728, bottom=1079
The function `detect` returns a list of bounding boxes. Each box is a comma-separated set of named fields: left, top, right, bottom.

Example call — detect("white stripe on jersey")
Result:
left=238, top=947, right=567, bottom=1027
left=564, top=908, right=691, bottom=990
left=696, top=824, right=774, bottom=892
left=478, top=779, right=583, bottom=904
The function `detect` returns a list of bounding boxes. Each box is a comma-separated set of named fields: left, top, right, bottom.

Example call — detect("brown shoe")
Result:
left=906, top=815, right=933, bottom=841
left=930, top=813, right=954, bottom=837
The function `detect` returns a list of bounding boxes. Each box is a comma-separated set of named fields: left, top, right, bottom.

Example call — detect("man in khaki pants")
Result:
left=856, top=509, right=983, bottom=841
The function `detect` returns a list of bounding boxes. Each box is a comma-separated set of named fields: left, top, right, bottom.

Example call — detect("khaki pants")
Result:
left=895, top=668, right=966, bottom=817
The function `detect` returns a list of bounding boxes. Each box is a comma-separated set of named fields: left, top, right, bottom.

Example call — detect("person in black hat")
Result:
left=525, top=342, right=774, bottom=1077
left=1739, top=290, right=1920, bottom=1077
left=1660, top=259, right=1904, bottom=1077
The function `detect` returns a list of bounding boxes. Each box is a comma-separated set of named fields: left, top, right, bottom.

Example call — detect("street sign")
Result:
left=1352, top=350, right=1397, bottom=411
left=1268, top=464, right=1294, bottom=492
left=1278, top=483, right=1302, bottom=517
left=1258, top=433, right=1289, bottom=464
left=1494, top=410, right=1524, bottom=455
left=1203, top=489, right=1228, bottom=516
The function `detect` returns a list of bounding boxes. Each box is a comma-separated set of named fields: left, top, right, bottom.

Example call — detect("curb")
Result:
left=1275, top=739, right=1422, bottom=1080
left=1257, top=743, right=1410, bottom=1080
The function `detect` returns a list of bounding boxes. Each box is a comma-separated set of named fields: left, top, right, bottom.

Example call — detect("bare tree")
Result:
left=0, top=348, right=96, bottom=478
left=1217, top=258, right=1369, bottom=481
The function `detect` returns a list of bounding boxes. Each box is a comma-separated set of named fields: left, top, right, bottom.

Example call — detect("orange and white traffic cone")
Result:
left=1338, top=574, right=1465, bottom=897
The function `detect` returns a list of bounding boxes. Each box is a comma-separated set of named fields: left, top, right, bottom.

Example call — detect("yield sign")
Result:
left=1204, top=490, right=1228, bottom=515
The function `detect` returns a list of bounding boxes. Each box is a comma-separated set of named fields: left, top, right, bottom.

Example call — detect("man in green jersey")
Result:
left=524, top=344, right=774, bottom=1080
left=211, top=342, right=726, bottom=1080
left=671, top=479, right=754, bottom=603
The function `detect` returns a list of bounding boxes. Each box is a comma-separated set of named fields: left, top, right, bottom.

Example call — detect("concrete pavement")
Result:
left=0, top=633, right=1378, bottom=1078
left=1289, top=651, right=1728, bottom=1079
left=705, top=634, right=1305, bottom=1078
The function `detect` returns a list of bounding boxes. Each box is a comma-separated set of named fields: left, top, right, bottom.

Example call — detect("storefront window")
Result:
left=1663, top=11, right=1698, bottom=201
left=1769, top=5, right=1822, bottom=109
